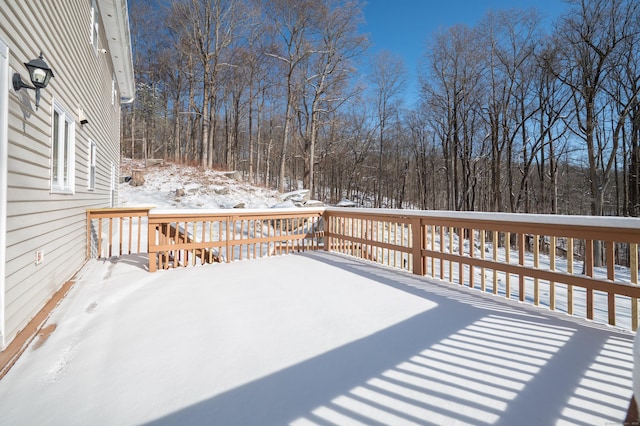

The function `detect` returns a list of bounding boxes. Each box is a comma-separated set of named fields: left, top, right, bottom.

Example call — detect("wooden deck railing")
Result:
left=86, top=206, right=640, bottom=330
left=86, top=207, right=152, bottom=258
left=324, top=208, right=640, bottom=330
left=147, top=208, right=325, bottom=272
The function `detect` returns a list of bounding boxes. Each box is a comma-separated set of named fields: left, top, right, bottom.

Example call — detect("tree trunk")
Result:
left=279, top=93, right=293, bottom=192
left=201, top=75, right=210, bottom=168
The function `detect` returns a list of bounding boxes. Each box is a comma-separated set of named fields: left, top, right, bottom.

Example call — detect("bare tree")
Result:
left=610, top=12, right=640, bottom=216
left=557, top=0, right=639, bottom=216
left=171, top=0, right=244, bottom=168
left=554, top=0, right=639, bottom=264
left=477, top=10, right=541, bottom=212
left=295, top=0, right=367, bottom=197
left=534, top=37, right=572, bottom=214
left=420, top=24, right=483, bottom=211
left=263, top=0, right=320, bottom=191
left=369, top=50, right=406, bottom=207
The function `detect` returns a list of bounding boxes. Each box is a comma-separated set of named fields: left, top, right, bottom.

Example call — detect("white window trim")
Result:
left=51, top=100, right=76, bottom=194
left=88, top=140, right=97, bottom=191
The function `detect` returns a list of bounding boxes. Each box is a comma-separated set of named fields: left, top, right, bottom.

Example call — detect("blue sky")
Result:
left=361, top=0, right=572, bottom=106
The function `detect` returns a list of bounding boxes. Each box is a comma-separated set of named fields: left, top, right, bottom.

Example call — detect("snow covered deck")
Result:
left=0, top=251, right=634, bottom=425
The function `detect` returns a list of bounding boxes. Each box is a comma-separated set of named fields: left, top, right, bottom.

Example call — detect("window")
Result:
left=88, top=141, right=96, bottom=190
left=51, top=102, right=75, bottom=193
left=90, top=0, right=99, bottom=53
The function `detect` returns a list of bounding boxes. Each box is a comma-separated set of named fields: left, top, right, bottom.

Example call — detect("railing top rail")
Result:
left=324, top=207, right=640, bottom=232
left=86, top=205, right=640, bottom=232
left=149, top=207, right=325, bottom=218
left=88, top=206, right=155, bottom=214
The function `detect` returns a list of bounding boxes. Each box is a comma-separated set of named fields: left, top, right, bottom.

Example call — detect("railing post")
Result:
left=411, top=217, right=424, bottom=276
left=549, top=236, right=557, bottom=310
left=505, top=232, right=511, bottom=298
left=586, top=239, right=594, bottom=320
left=534, top=234, right=540, bottom=306
left=518, top=233, right=525, bottom=302
left=449, top=226, right=454, bottom=282
left=148, top=219, right=157, bottom=273
left=567, top=238, right=574, bottom=315
left=226, top=216, right=232, bottom=262
left=480, top=230, right=486, bottom=291
left=323, top=210, right=330, bottom=252
left=86, top=210, right=91, bottom=259
left=631, top=243, right=638, bottom=331
left=440, top=227, right=445, bottom=280
left=606, top=240, right=616, bottom=326
left=98, top=218, right=103, bottom=259
left=459, top=227, right=465, bottom=287
left=108, top=217, right=113, bottom=258
left=492, top=231, right=498, bottom=295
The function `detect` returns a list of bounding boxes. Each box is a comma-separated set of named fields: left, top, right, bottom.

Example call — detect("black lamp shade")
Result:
left=25, top=54, right=54, bottom=89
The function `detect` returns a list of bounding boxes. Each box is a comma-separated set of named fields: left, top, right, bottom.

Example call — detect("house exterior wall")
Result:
left=0, top=36, right=9, bottom=348
left=0, top=0, right=133, bottom=349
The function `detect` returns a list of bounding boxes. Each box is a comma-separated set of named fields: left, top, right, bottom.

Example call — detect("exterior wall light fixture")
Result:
left=12, top=52, right=54, bottom=111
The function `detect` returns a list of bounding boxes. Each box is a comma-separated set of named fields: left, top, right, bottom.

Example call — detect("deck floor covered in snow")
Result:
left=0, top=251, right=634, bottom=425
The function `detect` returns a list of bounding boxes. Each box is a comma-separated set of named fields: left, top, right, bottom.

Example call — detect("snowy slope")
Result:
left=119, top=159, right=283, bottom=209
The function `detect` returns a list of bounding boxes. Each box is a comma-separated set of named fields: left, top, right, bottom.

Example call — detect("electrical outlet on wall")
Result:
left=35, top=250, right=44, bottom=265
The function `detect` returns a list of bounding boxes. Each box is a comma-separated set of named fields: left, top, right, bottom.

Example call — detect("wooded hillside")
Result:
left=123, top=0, right=640, bottom=216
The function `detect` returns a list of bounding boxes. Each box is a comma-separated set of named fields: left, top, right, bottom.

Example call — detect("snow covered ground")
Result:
left=0, top=161, right=636, bottom=425
left=0, top=251, right=634, bottom=425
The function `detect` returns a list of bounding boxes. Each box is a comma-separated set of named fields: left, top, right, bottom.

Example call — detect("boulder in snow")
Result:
left=271, top=200, right=297, bottom=209
left=303, top=199, right=325, bottom=207
left=224, top=171, right=242, bottom=181
left=281, top=189, right=310, bottom=204
left=336, top=198, right=357, bottom=207
left=145, top=158, right=164, bottom=167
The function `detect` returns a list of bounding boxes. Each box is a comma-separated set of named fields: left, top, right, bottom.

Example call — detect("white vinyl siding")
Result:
left=90, top=0, right=99, bottom=53
left=2, top=0, right=130, bottom=349
left=51, top=102, right=75, bottom=193
left=0, top=37, right=8, bottom=349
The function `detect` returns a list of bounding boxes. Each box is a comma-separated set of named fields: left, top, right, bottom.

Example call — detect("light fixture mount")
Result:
left=13, top=52, right=54, bottom=111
